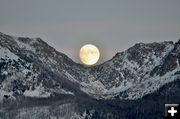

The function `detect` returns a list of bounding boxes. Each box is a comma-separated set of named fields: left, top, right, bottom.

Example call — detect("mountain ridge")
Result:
left=0, top=32, right=180, bottom=118
left=0, top=32, right=180, bottom=100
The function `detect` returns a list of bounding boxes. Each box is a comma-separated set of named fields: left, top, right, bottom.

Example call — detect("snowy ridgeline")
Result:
left=0, top=32, right=180, bottom=101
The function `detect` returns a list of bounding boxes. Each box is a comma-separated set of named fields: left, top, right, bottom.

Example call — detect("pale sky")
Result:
left=0, top=0, right=180, bottom=63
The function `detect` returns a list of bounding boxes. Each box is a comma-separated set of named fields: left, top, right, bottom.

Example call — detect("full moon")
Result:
left=79, top=44, right=100, bottom=66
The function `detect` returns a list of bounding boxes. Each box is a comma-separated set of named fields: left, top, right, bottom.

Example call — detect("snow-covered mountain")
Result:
left=0, top=32, right=180, bottom=119
left=0, top=32, right=88, bottom=101
left=89, top=41, right=180, bottom=99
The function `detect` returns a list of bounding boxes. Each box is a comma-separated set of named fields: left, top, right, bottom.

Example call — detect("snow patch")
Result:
left=50, top=88, right=74, bottom=95
left=2, top=71, right=8, bottom=75
left=0, top=46, right=19, bottom=60
left=176, top=59, right=179, bottom=67
left=81, top=80, right=107, bottom=96
left=24, top=84, right=50, bottom=98
left=107, top=81, right=132, bottom=94
left=15, top=37, right=36, bottom=52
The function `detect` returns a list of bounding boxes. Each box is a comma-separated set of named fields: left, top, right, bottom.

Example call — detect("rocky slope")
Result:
left=0, top=32, right=180, bottom=119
